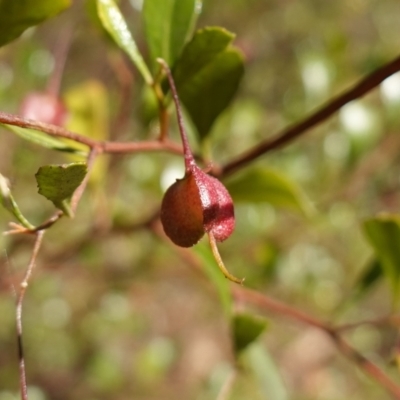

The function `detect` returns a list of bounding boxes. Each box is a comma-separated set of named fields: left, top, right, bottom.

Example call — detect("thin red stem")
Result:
left=16, top=230, right=45, bottom=400
left=157, top=58, right=195, bottom=171
left=221, top=54, right=400, bottom=176
left=0, top=111, right=183, bottom=156
left=233, top=286, right=400, bottom=400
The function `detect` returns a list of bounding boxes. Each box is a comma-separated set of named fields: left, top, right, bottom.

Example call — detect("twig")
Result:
left=16, top=230, right=45, bottom=400
left=70, top=147, right=99, bottom=214
left=233, top=286, right=328, bottom=331
left=330, top=332, right=400, bottom=400
left=232, top=286, right=400, bottom=400
left=0, top=111, right=183, bottom=156
left=31, top=211, right=63, bottom=232
left=108, top=53, right=134, bottom=139
left=46, top=23, right=74, bottom=98
left=0, top=112, right=97, bottom=147
left=335, top=314, right=400, bottom=333
left=222, top=54, right=400, bottom=176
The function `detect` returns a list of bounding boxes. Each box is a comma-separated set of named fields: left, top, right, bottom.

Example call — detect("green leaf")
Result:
left=232, top=313, right=268, bottom=354
left=143, top=0, right=201, bottom=68
left=0, top=174, right=35, bottom=229
left=363, top=215, right=400, bottom=306
left=172, top=27, right=244, bottom=139
left=193, top=242, right=232, bottom=316
left=245, top=343, right=289, bottom=400
left=96, top=0, right=153, bottom=85
left=35, top=163, right=87, bottom=217
left=0, top=0, right=70, bottom=47
left=1, top=124, right=86, bottom=155
left=225, top=167, right=313, bottom=216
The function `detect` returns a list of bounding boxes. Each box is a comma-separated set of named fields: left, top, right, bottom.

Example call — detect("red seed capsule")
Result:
left=161, top=165, right=235, bottom=247
left=158, top=59, right=235, bottom=248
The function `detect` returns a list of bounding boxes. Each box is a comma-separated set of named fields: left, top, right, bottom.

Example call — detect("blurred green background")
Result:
left=1, top=0, right=400, bottom=399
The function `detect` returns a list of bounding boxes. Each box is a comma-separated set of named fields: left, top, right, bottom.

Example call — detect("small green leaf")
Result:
left=232, top=313, right=268, bottom=354
left=225, top=167, right=313, bottom=216
left=35, top=163, right=87, bottom=217
left=363, top=215, right=400, bottom=306
left=0, top=174, right=35, bottom=229
left=143, top=0, right=201, bottom=69
left=1, top=124, right=86, bottom=155
left=96, top=0, right=153, bottom=85
left=0, top=0, right=71, bottom=47
left=193, top=242, right=232, bottom=316
left=172, top=27, right=244, bottom=139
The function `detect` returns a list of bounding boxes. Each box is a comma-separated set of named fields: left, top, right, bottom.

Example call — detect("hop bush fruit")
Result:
left=161, top=163, right=235, bottom=247
left=158, top=59, right=235, bottom=248
left=158, top=59, right=242, bottom=284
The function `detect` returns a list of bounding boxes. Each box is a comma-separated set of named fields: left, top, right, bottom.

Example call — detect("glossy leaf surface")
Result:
left=97, top=0, right=153, bottom=84
left=173, top=27, right=244, bottom=139
left=143, top=0, right=200, bottom=68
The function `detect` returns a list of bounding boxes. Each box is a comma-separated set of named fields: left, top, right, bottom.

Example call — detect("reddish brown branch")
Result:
left=16, top=230, right=45, bottom=400
left=222, top=54, right=400, bottom=176
left=330, top=332, right=400, bottom=399
left=70, top=147, right=100, bottom=214
left=232, top=286, right=400, bottom=400
left=0, top=111, right=183, bottom=156
left=0, top=112, right=98, bottom=147
left=233, top=286, right=330, bottom=331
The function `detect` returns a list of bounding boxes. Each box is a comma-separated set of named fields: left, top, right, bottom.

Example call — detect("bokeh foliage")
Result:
left=1, top=0, right=400, bottom=399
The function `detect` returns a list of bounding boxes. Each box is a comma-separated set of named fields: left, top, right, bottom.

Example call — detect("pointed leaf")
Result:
left=0, top=0, right=71, bottom=47
left=233, top=313, right=268, bottom=354
left=173, top=27, right=244, bottom=139
left=193, top=242, right=232, bottom=315
left=225, top=167, right=313, bottom=216
left=96, top=0, right=153, bottom=85
left=1, top=124, right=86, bottom=155
left=363, top=215, right=400, bottom=306
left=143, top=0, right=201, bottom=68
left=35, top=163, right=87, bottom=216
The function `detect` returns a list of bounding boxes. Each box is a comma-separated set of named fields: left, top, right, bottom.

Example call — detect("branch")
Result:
left=16, top=230, right=45, bottom=400
left=222, top=54, right=400, bottom=176
left=70, top=147, right=99, bottom=214
left=232, top=286, right=400, bottom=400
left=0, top=111, right=183, bottom=156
